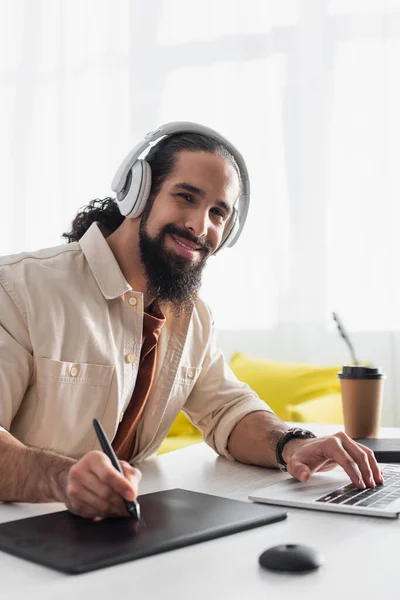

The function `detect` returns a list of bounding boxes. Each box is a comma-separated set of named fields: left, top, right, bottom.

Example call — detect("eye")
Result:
left=177, top=193, right=195, bottom=203
left=211, top=207, right=228, bottom=222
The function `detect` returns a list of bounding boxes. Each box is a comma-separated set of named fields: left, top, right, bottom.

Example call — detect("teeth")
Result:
left=173, top=236, right=198, bottom=251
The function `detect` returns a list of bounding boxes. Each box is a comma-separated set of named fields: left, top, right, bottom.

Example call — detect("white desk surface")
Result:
left=1, top=423, right=399, bottom=600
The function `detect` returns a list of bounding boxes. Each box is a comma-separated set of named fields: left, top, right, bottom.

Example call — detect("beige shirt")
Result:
left=0, top=223, right=271, bottom=462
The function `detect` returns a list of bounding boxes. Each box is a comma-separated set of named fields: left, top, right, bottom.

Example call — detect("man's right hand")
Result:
left=63, top=451, right=141, bottom=519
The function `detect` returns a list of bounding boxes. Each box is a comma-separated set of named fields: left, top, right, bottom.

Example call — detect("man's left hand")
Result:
left=283, top=432, right=384, bottom=489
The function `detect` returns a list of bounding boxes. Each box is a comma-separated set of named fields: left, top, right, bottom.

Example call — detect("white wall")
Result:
left=3, top=1, right=400, bottom=428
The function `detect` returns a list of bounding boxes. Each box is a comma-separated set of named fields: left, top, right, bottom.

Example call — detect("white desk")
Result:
left=1, top=423, right=399, bottom=600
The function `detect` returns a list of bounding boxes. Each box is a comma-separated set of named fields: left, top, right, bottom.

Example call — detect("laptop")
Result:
left=249, top=463, right=400, bottom=518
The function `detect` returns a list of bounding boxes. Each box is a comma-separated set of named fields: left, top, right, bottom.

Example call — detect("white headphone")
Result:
left=111, top=122, right=250, bottom=253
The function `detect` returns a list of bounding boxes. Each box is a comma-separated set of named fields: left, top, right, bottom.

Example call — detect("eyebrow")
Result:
left=172, top=182, right=233, bottom=217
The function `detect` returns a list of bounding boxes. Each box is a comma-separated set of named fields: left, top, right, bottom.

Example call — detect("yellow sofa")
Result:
left=157, top=352, right=344, bottom=455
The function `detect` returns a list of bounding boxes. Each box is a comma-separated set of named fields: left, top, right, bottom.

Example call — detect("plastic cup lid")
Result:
left=337, top=365, right=385, bottom=380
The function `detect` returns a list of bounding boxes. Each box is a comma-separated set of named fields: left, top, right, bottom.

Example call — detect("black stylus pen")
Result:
left=92, top=418, right=141, bottom=521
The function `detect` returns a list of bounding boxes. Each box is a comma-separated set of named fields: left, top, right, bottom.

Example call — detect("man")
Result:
left=0, top=123, right=382, bottom=520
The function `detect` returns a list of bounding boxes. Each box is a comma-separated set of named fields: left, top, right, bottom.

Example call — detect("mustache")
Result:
left=162, top=224, right=213, bottom=255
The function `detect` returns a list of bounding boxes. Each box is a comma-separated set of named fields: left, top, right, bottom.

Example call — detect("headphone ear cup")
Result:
left=214, top=209, right=239, bottom=255
left=128, top=160, right=152, bottom=218
left=116, top=160, right=152, bottom=218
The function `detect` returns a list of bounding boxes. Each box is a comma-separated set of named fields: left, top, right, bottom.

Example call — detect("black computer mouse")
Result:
left=258, top=543, right=323, bottom=573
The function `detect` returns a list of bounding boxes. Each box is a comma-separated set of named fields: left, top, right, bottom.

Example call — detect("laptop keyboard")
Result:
left=316, top=464, right=400, bottom=510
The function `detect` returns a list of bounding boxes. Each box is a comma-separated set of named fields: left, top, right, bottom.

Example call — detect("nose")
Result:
left=184, top=209, right=209, bottom=239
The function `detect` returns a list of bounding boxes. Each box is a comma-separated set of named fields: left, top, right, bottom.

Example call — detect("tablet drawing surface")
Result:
left=0, top=488, right=287, bottom=574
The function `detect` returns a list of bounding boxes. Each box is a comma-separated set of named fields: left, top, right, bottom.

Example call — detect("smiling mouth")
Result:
left=170, top=234, right=202, bottom=252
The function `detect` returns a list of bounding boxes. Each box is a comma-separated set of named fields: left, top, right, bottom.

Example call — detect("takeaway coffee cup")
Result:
left=337, top=365, right=386, bottom=438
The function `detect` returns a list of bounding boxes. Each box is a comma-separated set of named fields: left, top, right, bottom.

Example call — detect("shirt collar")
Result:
left=79, top=222, right=132, bottom=300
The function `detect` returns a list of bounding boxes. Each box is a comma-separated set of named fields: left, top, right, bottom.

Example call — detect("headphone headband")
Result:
left=111, top=121, right=250, bottom=249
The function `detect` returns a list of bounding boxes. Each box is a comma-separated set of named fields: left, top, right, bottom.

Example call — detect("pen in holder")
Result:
left=332, top=312, right=359, bottom=366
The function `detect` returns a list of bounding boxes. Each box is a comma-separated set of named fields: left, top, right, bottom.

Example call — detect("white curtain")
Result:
left=2, top=0, right=400, bottom=422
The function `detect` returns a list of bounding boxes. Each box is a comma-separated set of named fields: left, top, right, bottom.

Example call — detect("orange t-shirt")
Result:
left=112, top=307, right=165, bottom=461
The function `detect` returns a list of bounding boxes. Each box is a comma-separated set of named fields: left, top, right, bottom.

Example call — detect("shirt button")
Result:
left=119, top=411, right=124, bottom=423
left=125, top=353, right=136, bottom=364
left=128, top=296, right=137, bottom=306
left=70, top=365, right=79, bottom=377
left=187, top=368, right=195, bottom=379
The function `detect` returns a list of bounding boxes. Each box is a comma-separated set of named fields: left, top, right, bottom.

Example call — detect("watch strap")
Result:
left=275, top=427, right=317, bottom=472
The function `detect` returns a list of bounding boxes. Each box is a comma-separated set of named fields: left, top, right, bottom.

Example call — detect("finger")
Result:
left=120, top=462, right=142, bottom=480
left=87, top=455, right=137, bottom=502
left=78, top=471, right=126, bottom=513
left=294, top=464, right=311, bottom=483
left=336, top=433, right=381, bottom=486
left=120, top=463, right=142, bottom=493
left=67, top=478, right=122, bottom=517
left=325, top=443, right=366, bottom=489
left=68, top=466, right=127, bottom=516
left=66, top=496, right=105, bottom=519
left=78, top=484, right=128, bottom=517
left=350, top=440, right=384, bottom=485
left=288, top=454, right=331, bottom=481
left=68, top=464, right=124, bottom=513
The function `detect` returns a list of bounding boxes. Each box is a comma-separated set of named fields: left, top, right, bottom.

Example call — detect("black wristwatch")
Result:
left=275, top=427, right=317, bottom=472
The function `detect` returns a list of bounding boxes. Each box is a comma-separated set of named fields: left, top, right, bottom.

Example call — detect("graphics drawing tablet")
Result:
left=0, top=488, right=287, bottom=574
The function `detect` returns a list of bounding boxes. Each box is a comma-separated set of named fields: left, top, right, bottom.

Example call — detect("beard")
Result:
left=138, top=219, right=212, bottom=315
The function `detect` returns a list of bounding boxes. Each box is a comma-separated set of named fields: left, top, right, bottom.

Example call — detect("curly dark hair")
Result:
left=62, top=132, right=240, bottom=243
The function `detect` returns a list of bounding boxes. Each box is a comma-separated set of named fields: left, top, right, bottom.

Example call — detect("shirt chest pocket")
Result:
left=168, top=365, right=202, bottom=410
left=138, top=365, right=202, bottom=453
left=173, top=366, right=202, bottom=387
left=33, top=358, right=114, bottom=453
